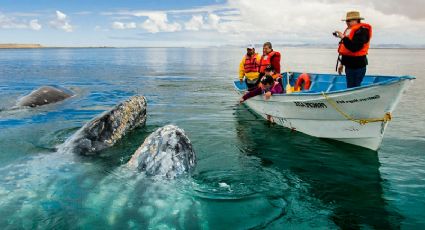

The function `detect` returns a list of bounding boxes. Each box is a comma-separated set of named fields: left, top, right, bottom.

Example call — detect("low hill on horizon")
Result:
left=0, top=44, right=43, bottom=49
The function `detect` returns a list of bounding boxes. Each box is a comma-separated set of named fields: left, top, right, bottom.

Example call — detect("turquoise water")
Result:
left=0, top=47, right=424, bottom=229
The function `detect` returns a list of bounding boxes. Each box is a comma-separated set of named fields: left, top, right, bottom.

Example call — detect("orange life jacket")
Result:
left=259, top=51, right=280, bottom=73
left=243, top=54, right=259, bottom=73
left=294, top=73, right=311, bottom=91
left=272, top=73, right=282, bottom=80
left=338, top=23, right=372, bottom=56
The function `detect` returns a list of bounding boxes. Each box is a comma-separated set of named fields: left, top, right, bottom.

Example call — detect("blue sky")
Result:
left=1, top=0, right=424, bottom=47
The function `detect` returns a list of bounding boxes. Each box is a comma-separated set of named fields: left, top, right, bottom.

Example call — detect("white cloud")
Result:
left=101, top=4, right=233, bottom=17
left=319, top=0, right=425, bottom=20
left=112, top=22, right=124, bottom=29
left=29, top=19, right=41, bottom=30
left=223, top=0, right=341, bottom=41
left=0, top=14, right=22, bottom=29
left=74, top=11, right=92, bottom=16
left=112, top=21, right=136, bottom=30
left=56, top=10, right=67, bottom=20
left=139, top=12, right=181, bottom=33
left=185, top=15, right=204, bottom=31
left=103, top=1, right=425, bottom=46
left=219, top=0, right=425, bottom=45
left=8, top=12, right=41, bottom=17
left=207, top=13, right=220, bottom=29
left=50, top=10, right=73, bottom=32
left=127, top=22, right=137, bottom=29
left=0, top=13, right=42, bottom=30
left=182, top=13, right=232, bottom=32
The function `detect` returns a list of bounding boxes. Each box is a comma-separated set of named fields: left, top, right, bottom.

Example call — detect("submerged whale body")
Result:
left=63, top=95, right=147, bottom=155
left=17, top=86, right=73, bottom=107
left=127, top=125, right=196, bottom=178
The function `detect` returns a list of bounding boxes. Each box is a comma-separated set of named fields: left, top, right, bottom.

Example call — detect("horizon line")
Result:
left=1, top=43, right=425, bottom=49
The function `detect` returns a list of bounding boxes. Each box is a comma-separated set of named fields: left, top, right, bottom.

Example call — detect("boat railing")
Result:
left=234, top=73, right=415, bottom=95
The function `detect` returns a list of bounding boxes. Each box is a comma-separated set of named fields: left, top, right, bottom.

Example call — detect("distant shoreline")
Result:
left=0, top=44, right=43, bottom=49
left=0, top=44, right=114, bottom=49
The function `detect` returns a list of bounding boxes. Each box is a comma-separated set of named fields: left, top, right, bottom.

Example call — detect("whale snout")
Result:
left=127, top=125, right=196, bottom=179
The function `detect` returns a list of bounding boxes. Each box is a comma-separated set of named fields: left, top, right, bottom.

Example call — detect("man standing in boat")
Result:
left=239, top=44, right=261, bottom=90
left=259, top=42, right=281, bottom=79
left=334, top=11, right=372, bottom=88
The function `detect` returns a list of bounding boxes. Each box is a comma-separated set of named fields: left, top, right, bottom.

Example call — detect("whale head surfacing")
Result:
left=17, top=86, right=73, bottom=107
left=63, top=95, right=147, bottom=155
left=127, top=125, right=196, bottom=179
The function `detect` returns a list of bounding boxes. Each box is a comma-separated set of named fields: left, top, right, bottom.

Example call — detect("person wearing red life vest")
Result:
left=258, top=42, right=281, bottom=79
left=239, top=44, right=261, bottom=90
left=334, top=11, right=372, bottom=88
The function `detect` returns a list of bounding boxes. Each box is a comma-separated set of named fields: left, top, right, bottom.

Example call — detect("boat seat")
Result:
left=328, top=76, right=347, bottom=91
left=329, top=82, right=347, bottom=91
left=361, top=77, right=376, bottom=86
left=308, top=75, right=336, bottom=92
left=308, top=82, right=331, bottom=92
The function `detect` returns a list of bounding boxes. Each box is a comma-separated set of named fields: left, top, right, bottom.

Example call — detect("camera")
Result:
left=332, top=32, right=338, bottom=37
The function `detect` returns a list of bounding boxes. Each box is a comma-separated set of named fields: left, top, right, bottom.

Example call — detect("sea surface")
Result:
left=0, top=47, right=424, bottom=229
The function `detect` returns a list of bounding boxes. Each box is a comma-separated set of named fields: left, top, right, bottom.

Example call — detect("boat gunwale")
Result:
left=233, top=73, right=415, bottom=96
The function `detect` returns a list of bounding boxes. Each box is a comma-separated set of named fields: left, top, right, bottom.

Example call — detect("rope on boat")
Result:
left=321, top=92, right=392, bottom=125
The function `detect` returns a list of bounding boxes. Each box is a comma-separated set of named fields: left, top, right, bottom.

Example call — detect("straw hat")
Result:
left=342, top=11, right=364, bottom=21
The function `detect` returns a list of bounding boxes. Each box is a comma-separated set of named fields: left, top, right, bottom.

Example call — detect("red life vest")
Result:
left=243, top=54, right=259, bottom=73
left=338, top=23, right=372, bottom=56
left=259, top=51, right=280, bottom=73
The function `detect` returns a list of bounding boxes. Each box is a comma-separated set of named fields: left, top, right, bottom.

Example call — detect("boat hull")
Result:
left=236, top=77, right=414, bottom=151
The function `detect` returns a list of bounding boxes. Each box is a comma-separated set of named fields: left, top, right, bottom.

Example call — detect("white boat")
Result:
left=234, top=73, right=415, bottom=151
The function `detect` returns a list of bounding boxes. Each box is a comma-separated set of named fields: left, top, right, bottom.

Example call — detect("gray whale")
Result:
left=62, top=95, right=147, bottom=155
left=127, top=125, right=196, bottom=178
left=17, top=86, right=73, bottom=107
left=61, top=95, right=195, bottom=178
